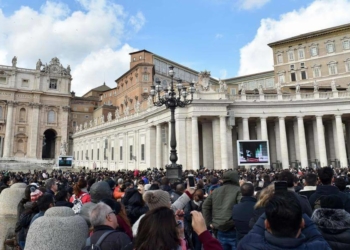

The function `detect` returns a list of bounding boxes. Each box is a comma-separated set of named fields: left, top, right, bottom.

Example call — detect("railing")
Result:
left=339, top=91, right=350, bottom=97
left=319, top=92, right=333, bottom=98
left=246, top=95, right=259, bottom=100
left=301, top=93, right=314, bottom=99
left=264, top=94, right=278, bottom=100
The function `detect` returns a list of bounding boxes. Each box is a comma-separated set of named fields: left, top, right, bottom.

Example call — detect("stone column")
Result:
left=335, top=115, right=348, bottom=167
left=293, top=118, right=300, bottom=161
left=176, top=117, right=187, bottom=167
left=297, top=116, right=308, bottom=168
left=29, top=103, right=41, bottom=158
left=61, top=106, right=70, bottom=152
left=316, top=115, right=328, bottom=167
left=346, top=121, right=350, bottom=163
left=0, top=137, right=3, bottom=157
left=156, top=124, right=162, bottom=169
left=220, top=116, right=228, bottom=170
left=147, top=126, right=156, bottom=170
left=237, top=119, right=243, bottom=140
left=256, top=120, right=262, bottom=140
left=242, top=117, right=250, bottom=140
left=192, top=116, right=200, bottom=170
left=279, top=116, right=289, bottom=169
left=3, top=101, right=16, bottom=157
left=212, top=118, right=221, bottom=169
left=268, top=122, right=277, bottom=163
left=260, top=117, right=268, bottom=140
left=202, top=121, right=214, bottom=169
left=231, top=126, right=238, bottom=168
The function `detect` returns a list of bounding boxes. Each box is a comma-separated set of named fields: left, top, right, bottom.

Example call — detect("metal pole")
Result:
left=169, top=105, right=178, bottom=167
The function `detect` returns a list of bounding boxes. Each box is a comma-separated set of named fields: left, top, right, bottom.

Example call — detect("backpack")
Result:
left=72, top=193, right=87, bottom=214
left=83, top=230, right=115, bottom=250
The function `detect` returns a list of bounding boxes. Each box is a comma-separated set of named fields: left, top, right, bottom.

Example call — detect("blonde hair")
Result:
left=254, top=183, right=275, bottom=209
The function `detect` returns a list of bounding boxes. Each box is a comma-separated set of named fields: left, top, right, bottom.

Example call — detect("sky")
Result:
left=1, top=0, right=350, bottom=96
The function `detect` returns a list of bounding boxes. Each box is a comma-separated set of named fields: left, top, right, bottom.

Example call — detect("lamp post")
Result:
left=150, top=66, right=196, bottom=179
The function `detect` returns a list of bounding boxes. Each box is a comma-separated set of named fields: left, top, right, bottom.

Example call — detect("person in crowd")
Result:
left=184, top=188, right=204, bottom=250
left=232, top=182, right=257, bottom=244
left=0, top=175, right=10, bottom=194
left=309, top=167, right=350, bottom=212
left=299, top=173, right=317, bottom=199
left=134, top=207, right=223, bottom=250
left=106, top=179, right=116, bottom=192
left=278, top=170, right=312, bottom=217
left=87, top=202, right=132, bottom=250
left=122, top=182, right=149, bottom=225
left=45, top=178, right=58, bottom=198
left=171, top=183, right=185, bottom=204
left=69, top=178, right=91, bottom=204
left=148, top=183, right=160, bottom=190
left=55, top=190, right=73, bottom=208
left=208, top=177, right=220, bottom=194
left=30, top=194, right=54, bottom=225
left=160, top=177, right=173, bottom=194
left=202, top=170, right=242, bottom=250
left=311, top=195, right=350, bottom=249
left=249, top=183, right=274, bottom=228
left=238, top=192, right=331, bottom=249
left=114, top=183, right=126, bottom=200
left=101, top=198, right=133, bottom=240
left=294, top=176, right=303, bottom=193
left=334, top=177, right=350, bottom=197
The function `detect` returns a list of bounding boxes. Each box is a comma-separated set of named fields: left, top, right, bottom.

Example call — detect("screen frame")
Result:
left=237, top=140, right=270, bottom=166
left=57, top=156, right=73, bottom=168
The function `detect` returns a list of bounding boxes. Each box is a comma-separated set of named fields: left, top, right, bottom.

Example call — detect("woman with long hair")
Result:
left=69, top=178, right=91, bottom=204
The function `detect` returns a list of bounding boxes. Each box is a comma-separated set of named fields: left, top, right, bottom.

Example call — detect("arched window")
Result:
left=0, top=106, right=3, bottom=119
left=18, top=139, right=24, bottom=152
left=48, top=110, right=55, bottom=123
left=19, top=108, right=26, bottom=122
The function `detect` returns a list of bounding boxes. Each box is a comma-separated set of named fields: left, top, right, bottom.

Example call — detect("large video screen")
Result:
left=237, top=140, right=270, bottom=166
left=58, top=156, right=73, bottom=167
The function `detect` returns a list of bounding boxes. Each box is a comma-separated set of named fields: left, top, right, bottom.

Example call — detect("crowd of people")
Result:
left=0, top=165, right=350, bottom=249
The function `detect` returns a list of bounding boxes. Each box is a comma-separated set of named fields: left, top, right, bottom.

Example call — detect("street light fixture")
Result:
left=150, top=66, right=196, bottom=179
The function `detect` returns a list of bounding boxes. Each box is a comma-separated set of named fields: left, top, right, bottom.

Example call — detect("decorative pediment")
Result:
left=41, top=57, right=71, bottom=76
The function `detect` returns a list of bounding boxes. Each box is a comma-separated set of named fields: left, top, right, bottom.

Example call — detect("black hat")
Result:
left=100, top=198, right=121, bottom=214
left=211, top=177, right=218, bottom=185
left=320, top=195, right=344, bottom=209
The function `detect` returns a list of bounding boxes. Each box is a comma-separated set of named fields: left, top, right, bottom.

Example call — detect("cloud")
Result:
left=215, top=33, right=223, bottom=39
left=0, top=0, right=144, bottom=95
left=238, top=0, right=271, bottom=10
left=238, top=0, right=350, bottom=76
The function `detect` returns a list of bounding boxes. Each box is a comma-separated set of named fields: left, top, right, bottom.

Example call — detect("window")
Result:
left=313, top=67, right=321, bottom=78
left=0, top=106, right=3, bottom=119
left=22, top=79, right=29, bottom=87
left=300, top=63, right=305, bottom=69
left=310, top=47, right=318, bottom=56
left=298, top=49, right=305, bottom=59
left=141, top=144, right=145, bottom=161
left=97, top=149, right=99, bottom=160
left=48, top=110, right=55, bottom=123
left=19, top=108, right=26, bottom=122
left=230, top=88, right=236, bottom=95
left=139, top=56, right=142, bottom=59
left=133, top=57, right=136, bottom=61
left=162, top=80, right=167, bottom=89
left=265, top=78, right=274, bottom=88
left=49, top=79, right=57, bottom=89
left=85, top=115, right=89, bottom=119
left=277, top=54, right=283, bottom=64
left=278, top=74, right=285, bottom=84
left=0, top=77, right=6, bottom=85
left=291, top=72, right=296, bottom=82
left=120, top=146, right=123, bottom=161
left=290, top=65, right=295, bottom=70
left=345, top=59, right=350, bottom=72
left=326, top=43, right=335, bottom=53
left=86, top=150, right=88, bottom=160
left=72, top=121, right=76, bottom=127
left=343, top=40, right=350, bottom=50
left=142, top=74, right=149, bottom=82
left=288, top=51, right=294, bottom=61
left=91, top=149, right=93, bottom=160
left=328, top=62, right=338, bottom=75
left=301, top=71, right=307, bottom=80
left=130, top=145, right=133, bottom=161
left=111, top=147, right=114, bottom=160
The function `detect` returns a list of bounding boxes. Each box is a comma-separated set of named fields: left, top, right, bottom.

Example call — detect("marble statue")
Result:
left=124, top=106, right=129, bottom=116
left=89, top=120, right=93, bottom=128
left=296, top=83, right=300, bottom=94
left=84, top=122, right=87, bottom=129
left=331, top=80, right=337, bottom=91
left=277, top=84, right=282, bottom=95
left=240, top=83, right=246, bottom=95
left=134, top=101, right=140, bottom=113
left=115, top=109, right=120, bottom=119
left=12, top=56, right=17, bottom=67
left=147, top=96, right=153, bottom=108
left=258, top=83, right=263, bottom=95
left=94, top=117, right=98, bottom=126
left=313, top=80, right=319, bottom=93
left=100, top=115, right=105, bottom=124
left=107, top=112, right=112, bottom=122
left=67, top=65, right=71, bottom=75
left=60, top=142, right=67, bottom=156
left=36, top=59, right=42, bottom=70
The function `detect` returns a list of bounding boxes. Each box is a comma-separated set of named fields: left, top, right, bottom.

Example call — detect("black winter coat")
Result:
left=312, top=208, right=350, bottom=250
left=122, top=189, right=148, bottom=224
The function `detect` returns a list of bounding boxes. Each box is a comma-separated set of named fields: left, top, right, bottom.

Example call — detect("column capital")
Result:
left=7, top=100, right=18, bottom=107
left=278, top=116, right=286, bottom=120
left=335, top=114, right=343, bottom=119
left=260, top=116, right=268, bottom=120
left=296, top=115, right=304, bottom=119
left=315, top=114, right=324, bottom=119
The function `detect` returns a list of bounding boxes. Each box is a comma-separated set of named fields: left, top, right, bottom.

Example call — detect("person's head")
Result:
left=37, top=194, right=54, bottom=211
left=2, top=176, right=10, bottom=186
left=193, top=189, right=204, bottom=202
left=73, top=178, right=87, bottom=197
left=241, top=183, right=254, bottom=197
left=134, top=207, right=179, bottom=250
left=149, top=183, right=159, bottom=190
left=278, top=170, right=294, bottom=188
left=334, top=177, right=346, bottom=191
left=320, top=194, right=344, bottom=209
left=175, top=184, right=185, bottom=194
left=161, top=177, right=170, bottom=186
left=90, top=202, right=118, bottom=229
left=304, top=173, right=317, bottom=186
left=265, top=192, right=304, bottom=238
left=117, top=178, right=123, bottom=186
left=54, top=190, right=69, bottom=202
left=30, top=187, right=44, bottom=202
left=143, top=190, right=171, bottom=210
left=106, top=179, right=116, bottom=191
left=318, top=167, right=334, bottom=185
left=255, top=183, right=275, bottom=209
left=45, top=178, right=57, bottom=192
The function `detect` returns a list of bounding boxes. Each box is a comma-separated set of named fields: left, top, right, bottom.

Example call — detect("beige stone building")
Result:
left=0, top=57, right=71, bottom=161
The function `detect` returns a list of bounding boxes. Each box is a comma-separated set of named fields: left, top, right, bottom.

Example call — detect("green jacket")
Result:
left=202, top=171, right=242, bottom=232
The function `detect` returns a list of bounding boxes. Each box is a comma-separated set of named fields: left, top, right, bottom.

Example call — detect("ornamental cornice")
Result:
left=29, top=102, right=42, bottom=109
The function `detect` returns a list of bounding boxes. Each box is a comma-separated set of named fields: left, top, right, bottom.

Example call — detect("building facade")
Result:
left=72, top=23, right=350, bottom=170
left=0, top=57, right=71, bottom=161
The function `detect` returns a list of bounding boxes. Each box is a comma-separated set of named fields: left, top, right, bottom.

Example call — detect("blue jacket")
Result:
left=232, top=196, right=257, bottom=241
left=238, top=213, right=331, bottom=250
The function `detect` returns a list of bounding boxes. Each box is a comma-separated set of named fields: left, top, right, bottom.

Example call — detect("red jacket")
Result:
left=69, top=192, right=91, bottom=204
left=198, top=230, right=223, bottom=250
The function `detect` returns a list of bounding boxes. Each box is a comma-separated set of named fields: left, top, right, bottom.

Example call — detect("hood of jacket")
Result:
left=90, top=181, right=112, bottom=203
left=312, top=208, right=350, bottom=234
left=222, top=170, right=239, bottom=186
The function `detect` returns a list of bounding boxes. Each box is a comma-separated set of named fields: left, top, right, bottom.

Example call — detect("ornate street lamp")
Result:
left=150, top=66, right=196, bottom=180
